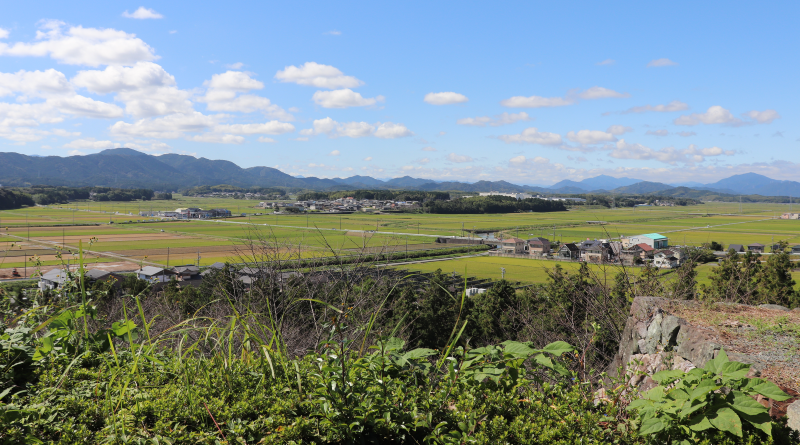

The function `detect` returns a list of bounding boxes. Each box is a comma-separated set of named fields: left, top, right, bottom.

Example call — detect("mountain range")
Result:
left=0, top=149, right=799, bottom=198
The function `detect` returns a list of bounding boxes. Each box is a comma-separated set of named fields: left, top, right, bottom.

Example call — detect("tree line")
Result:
left=423, top=195, right=567, bottom=214
left=297, top=189, right=450, bottom=202
left=0, top=189, right=35, bottom=210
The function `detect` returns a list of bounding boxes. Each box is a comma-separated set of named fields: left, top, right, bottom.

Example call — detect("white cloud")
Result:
left=0, top=20, right=158, bottom=66
left=577, top=86, right=629, bottom=99
left=498, top=127, right=562, bottom=145
left=122, top=7, right=164, bottom=19
left=509, top=155, right=549, bottom=166
left=646, top=130, right=669, bottom=136
left=67, top=149, right=86, bottom=156
left=0, top=28, right=9, bottom=39
left=214, top=121, right=295, bottom=135
left=677, top=131, right=696, bottom=137
left=424, top=92, right=468, bottom=105
left=110, top=112, right=218, bottom=139
left=225, top=62, right=244, bottom=69
left=609, top=139, right=734, bottom=165
left=0, top=69, right=73, bottom=97
left=416, top=157, right=430, bottom=164
left=72, top=62, right=175, bottom=94
left=743, top=109, right=780, bottom=124
left=275, top=62, right=363, bottom=89
left=500, top=95, right=573, bottom=108
left=457, top=111, right=530, bottom=127
left=324, top=30, right=342, bottom=36
left=596, top=59, right=615, bottom=66
left=312, top=88, right=384, bottom=108
left=674, top=106, right=739, bottom=126
left=48, top=95, right=124, bottom=118
left=189, top=134, right=245, bottom=144
left=373, top=122, right=412, bottom=139
left=63, top=138, right=117, bottom=149
left=202, top=70, right=292, bottom=120
left=647, top=58, right=678, bottom=67
left=422, top=146, right=437, bottom=152
left=622, top=100, right=689, bottom=114
left=363, top=156, right=372, bottom=161
left=257, top=137, right=276, bottom=143
left=447, top=153, right=473, bottom=163
left=566, top=130, right=616, bottom=144
left=329, top=150, right=340, bottom=156
left=607, top=125, right=633, bottom=135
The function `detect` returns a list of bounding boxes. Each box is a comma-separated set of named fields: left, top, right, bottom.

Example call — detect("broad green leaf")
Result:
left=381, top=337, right=405, bottom=352
left=669, top=388, right=690, bottom=401
left=402, top=348, right=436, bottom=361
left=739, top=412, right=773, bottom=437
left=706, top=348, right=729, bottom=374
left=652, top=369, right=684, bottom=383
left=729, top=391, right=768, bottom=416
left=638, top=417, right=667, bottom=435
left=751, top=381, right=790, bottom=401
left=708, top=407, right=742, bottom=437
left=501, top=341, right=535, bottom=357
left=626, top=399, right=653, bottom=411
left=690, top=378, right=721, bottom=401
left=688, top=414, right=713, bottom=431
left=643, top=386, right=665, bottom=402
left=719, top=361, right=751, bottom=381
left=541, top=341, right=574, bottom=356
left=111, top=320, right=137, bottom=337
left=679, top=400, right=707, bottom=418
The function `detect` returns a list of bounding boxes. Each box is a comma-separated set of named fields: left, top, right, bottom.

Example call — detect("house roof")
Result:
left=580, top=240, right=606, bottom=250
left=207, top=262, right=225, bottom=269
left=527, top=237, right=550, bottom=245
left=728, top=244, right=744, bottom=251
left=173, top=265, right=200, bottom=274
left=636, top=243, right=654, bottom=252
left=85, top=269, right=112, bottom=280
left=559, top=243, right=579, bottom=252
left=499, top=238, right=525, bottom=243
left=41, top=268, right=70, bottom=283
left=136, top=266, right=173, bottom=276
left=747, top=243, right=765, bottom=247
left=640, top=233, right=667, bottom=240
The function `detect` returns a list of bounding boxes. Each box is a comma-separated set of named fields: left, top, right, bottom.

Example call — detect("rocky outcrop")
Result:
left=610, top=297, right=800, bottom=428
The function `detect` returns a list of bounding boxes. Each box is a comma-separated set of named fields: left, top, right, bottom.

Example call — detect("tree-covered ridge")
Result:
left=0, top=189, right=35, bottom=210
left=423, top=195, right=567, bottom=214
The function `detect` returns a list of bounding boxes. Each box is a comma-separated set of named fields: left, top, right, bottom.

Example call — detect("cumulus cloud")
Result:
left=312, top=88, right=384, bottom=108
left=374, top=122, right=413, bottom=139
left=0, top=20, right=158, bottom=66
left=647, top=58, right=678, bottom=67
left=0, top=69, right=73, bottom=98
left=646, top=130, right=669, bottom=136
left=48, top=95, right=124, bottom=118
left=63, top=138, right=118, bottom=149
left=422, top=146, right=436, bottom=152
left=607, top=125, right=633, bottom=135
left=566, top=130, right=616, bottom=145
left=498, top=127, right=562, bottom=145
left=509, top=155, right=549, bottom=166
left=500, top=95, right=573, bottom=108
left=743, top=109, right=780, bottom=124
left=257, top=137, right=276, bottom=143
left=110, top=112, right=218, bottom=139
left=303, top=117, right=412, bottom=139
left=674, top=106, right=740, bottom=126
left=677, top=131, right=696, bottom=137
left=363, top=156, right=372, bottom=161
left=201, top=70, right=292, bottom=120
left=577, top=86, right=629, bottom=99
left=609, top=139, right=734, bottom=165
left=457, top=112, right=530, bottom=127
left=122, top=7, right=163, bottom=19
left=0, top=28, right=9, bottom=39
left=329, top=150, right=340, bottom=156
left=447, top=153, right=473, bottom=163
left=274, top=62, right=363, bottom=89
left=423, top=92, right=468, bottom=105
left=596, top=59, right=615, bottom=66
left=621, top=100, right=689, bottom=114
left=225, top=62, right=244, bottom=69
left=214, top=121, right=295, bottom=135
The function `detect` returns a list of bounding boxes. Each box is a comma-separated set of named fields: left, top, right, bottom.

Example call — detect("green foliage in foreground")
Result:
left=1, top=312, right=797, bottom=444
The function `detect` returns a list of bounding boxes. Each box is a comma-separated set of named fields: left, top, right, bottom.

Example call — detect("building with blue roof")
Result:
left=622, top=233, right=668, bottom=249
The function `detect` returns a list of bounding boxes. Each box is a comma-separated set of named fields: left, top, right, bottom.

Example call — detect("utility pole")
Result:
left=167, top=247, right=170, bottom=269
left=461, top=222, right=464, bottom=238
left=500, top=267, right=505, bottom=280
left=26, top=212, right=29, bottom=240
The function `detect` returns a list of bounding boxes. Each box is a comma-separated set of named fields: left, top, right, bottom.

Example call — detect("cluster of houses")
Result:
left=781, top=213, right=800, bottom=220
left=491, top=233, right=685, bottom=267
left=477, top=192, right=586, bottom=202
left=39, top=263, right=222, bottom=292
left=260, top=197, right=421, bottom=213
left=138, top=207, right=233, bottom=219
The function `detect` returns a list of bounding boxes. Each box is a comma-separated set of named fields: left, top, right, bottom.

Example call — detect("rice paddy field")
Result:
left=1, top=197, right=798, bottom=274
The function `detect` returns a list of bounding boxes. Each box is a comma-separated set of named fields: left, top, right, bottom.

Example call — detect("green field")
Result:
left=1, top=198, right=799, bottom=272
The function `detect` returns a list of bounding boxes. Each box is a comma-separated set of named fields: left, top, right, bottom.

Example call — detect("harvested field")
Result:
left=0, top=261, right=140, bottom=279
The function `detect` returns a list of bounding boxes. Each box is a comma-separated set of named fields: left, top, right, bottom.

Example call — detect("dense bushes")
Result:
left=0, top=189, right=34, bottom=210
left=424, top=195, right=566, bottom=214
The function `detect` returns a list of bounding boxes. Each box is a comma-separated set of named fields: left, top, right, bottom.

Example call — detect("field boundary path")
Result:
left=375, top=252, right=489, bottom=267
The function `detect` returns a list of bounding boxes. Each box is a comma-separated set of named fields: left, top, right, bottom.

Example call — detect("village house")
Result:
left=792, top=245, right=800, bottom=254
left=653, top=250, right=679, bottom=269
left=580, top=240, right=612, bottom=263
left=557, top=243, right=580, bottom=260
left=747, top=243, right=765, bottom=253
left=526, top=237, right=551, bottom=256
left=728, top=244, right=745, bottom=253
left=621, top=233, right=669, bottom=250
left=498, top=238, right=526, bottom=254
left=172, top=265, right=201, bottom=281
left=39, top=268, right=123, bottom=291
left=780, top=213, right=800, bottom=220
left=136, top=266, right=176, bottom=283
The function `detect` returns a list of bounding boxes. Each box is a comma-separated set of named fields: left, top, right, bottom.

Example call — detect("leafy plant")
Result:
left=627, top=349, right=792, bottom=443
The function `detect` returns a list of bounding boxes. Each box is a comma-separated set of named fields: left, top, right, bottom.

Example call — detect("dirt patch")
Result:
left=35, top=233, right=189, bottom=243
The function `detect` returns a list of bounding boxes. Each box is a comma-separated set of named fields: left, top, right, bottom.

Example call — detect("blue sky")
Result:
left=0, top=1, right=797, bottom=185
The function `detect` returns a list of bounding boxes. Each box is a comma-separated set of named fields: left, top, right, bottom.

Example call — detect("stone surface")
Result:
left=644, top=312, right=663, bottom=354
left=661, top=315, right=684, bottom=349
left=788, top=400, right=800, bottom=434
left=758, top=304, right=790, bottom=311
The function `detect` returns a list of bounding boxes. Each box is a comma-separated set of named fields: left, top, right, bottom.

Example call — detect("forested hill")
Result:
left=0, top=189, right=34, bottom=210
